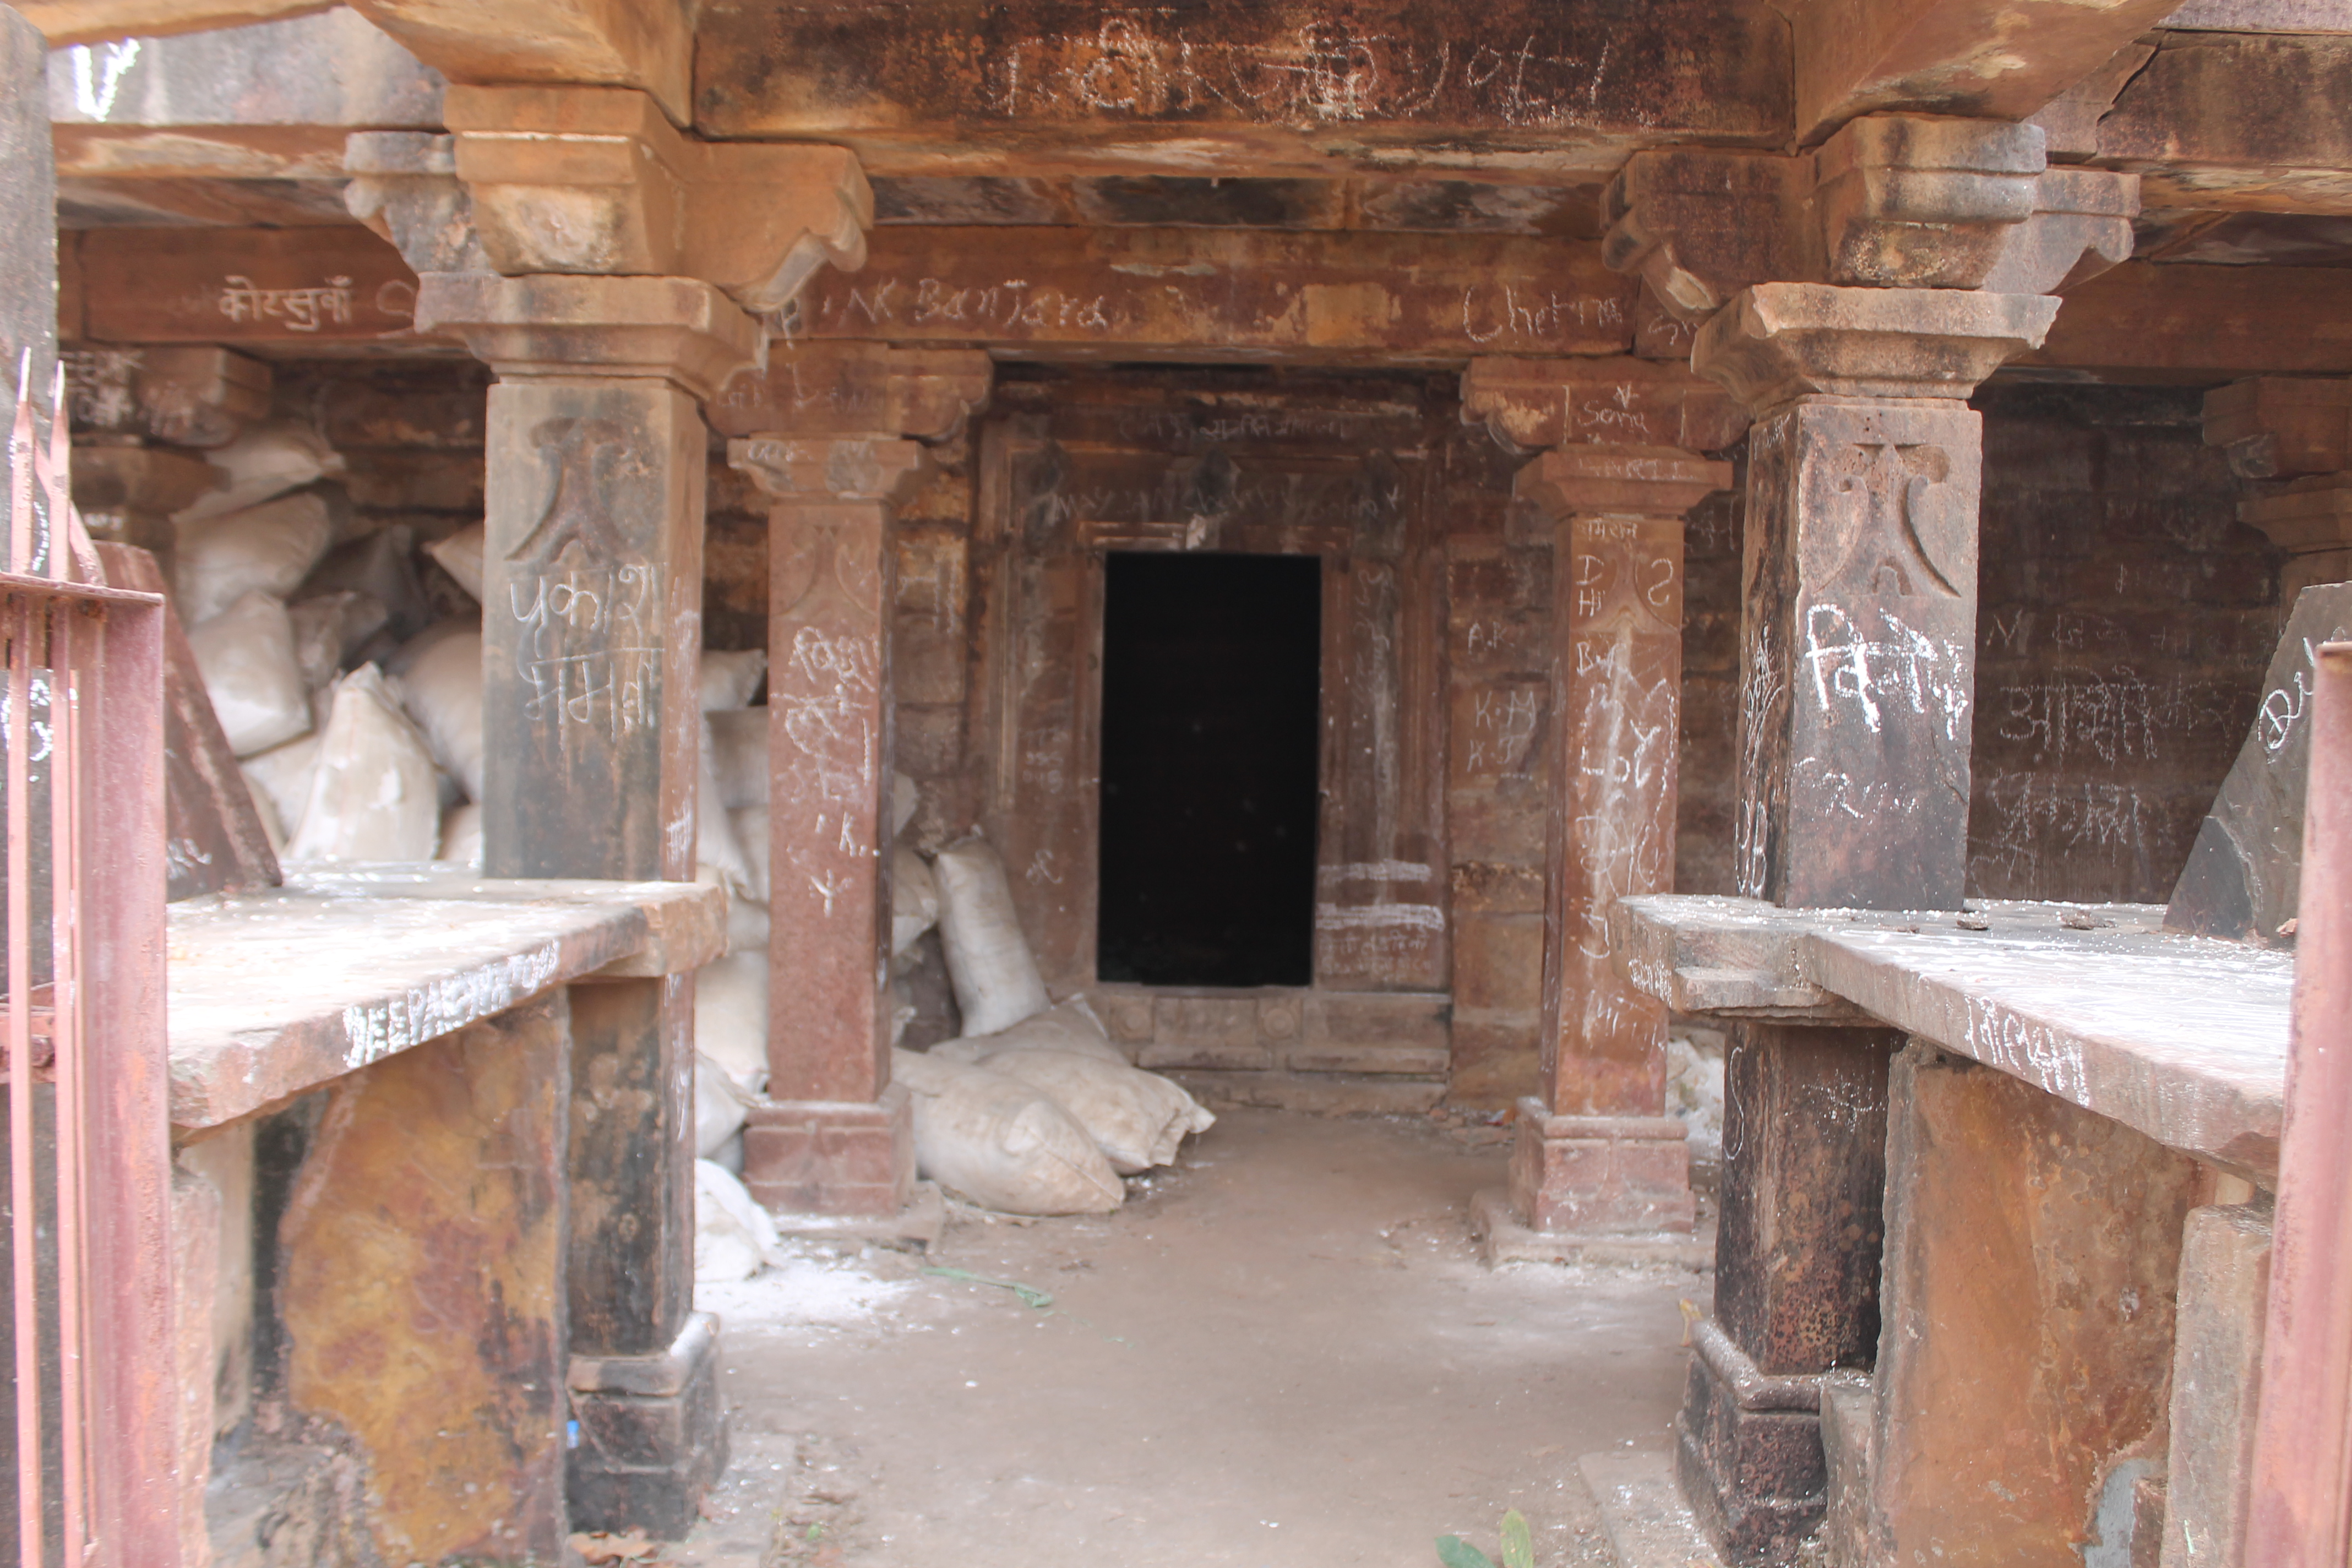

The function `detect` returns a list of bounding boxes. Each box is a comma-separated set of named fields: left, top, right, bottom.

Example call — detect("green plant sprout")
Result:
left=1436, top=1507, right=1534, bottom=1568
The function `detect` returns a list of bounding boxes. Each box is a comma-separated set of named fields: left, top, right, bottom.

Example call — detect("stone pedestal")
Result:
left=1669, top=284, right=2058, bottom=1563
left=714, top=345, right=990, bottom=1219
left=416, top=270, right=759, bottom=1537
left=1506, top=443, right=1729, bottom=1235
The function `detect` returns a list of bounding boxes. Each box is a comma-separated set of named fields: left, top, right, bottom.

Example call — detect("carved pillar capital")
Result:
left=726, top=434, right=927, bottom=507
left=415, top=85, right=872, bottom=318
left=711, top=344, right=995, bottom=445
left=1460, top=356, right=1747, bottom=454
left=1513, top=444, right=1734, bottom=522
left=414, top=271, right=763, bottom=401
left=2204, top=377, right=2352, bottom=480
left=1692, top=283, right=2060, bottom=413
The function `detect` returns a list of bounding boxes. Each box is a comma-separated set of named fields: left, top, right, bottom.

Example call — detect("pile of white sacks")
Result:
left=164, top=430, right=1213, bottom=1283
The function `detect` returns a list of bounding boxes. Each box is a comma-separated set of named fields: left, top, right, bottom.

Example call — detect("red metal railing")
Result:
left=2246, top=638, right=2352, bottom=1566
left=3, top=356, right=175, bottom=1568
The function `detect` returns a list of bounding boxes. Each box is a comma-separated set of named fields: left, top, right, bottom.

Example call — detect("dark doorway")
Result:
left=1097, top=552, right=1321, bottom=987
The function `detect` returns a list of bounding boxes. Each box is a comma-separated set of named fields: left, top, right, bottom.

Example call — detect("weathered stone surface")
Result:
left=443, top=85, right=870, bottom=313
left=1693, top=285, right=2059, bottom=411
left=1461, top=357, right=1747, bottom=454
left=61, top=344, right=271, bottom=450
left=1506, top=1103, right=1694, bottom=1234
left=43, top=8, right=440, bottom=127
left=280, top=990, right=571, bottom=1568
left=739, top=1093, right=915, bottom=1219
left=788, top=226, right=1635, bottom=360
left=344, top=131, right=492, bottom=276
left=1867, top=1042, right=2199, bottom=1567
left=2168, top=583, right=2352, bottom=947
left=1776, top=0, right=2181, bottom=143
left=164, top=871, right=719, bottom=1129
left=2, top=0, right=56, bottom=450
left=2204, top=377, right=2352, bottom=480
left=170, top=1166, right=221, bottom=1568
left=1602, top=150, right=1812, bottom=323
left=694, top=0, right=1794, bottom=173
left=1734, top=396, right=1981, bottom=908
left=2160, top=1204, right=2271, bottom=1568
left=72, top=445, right=215, bottom=554
left=74, top=225, right=418, bottom=347
left=22, top=0, right=331, bottom=45
left=567, top=1313, right=726, bottom=1538
left=710, top=344, right=992, bottom=443
left=1978, top=168, right=2138, bottom=296
left=415, top=271, right=759, bottom=404
left=2100, top=32, right=2352, bottom=216
left=2024, top=262, right=2352, bottom=379
left=357, top=0, right=694, bottom=126
left=2241, top=477, right=2352, bottom=608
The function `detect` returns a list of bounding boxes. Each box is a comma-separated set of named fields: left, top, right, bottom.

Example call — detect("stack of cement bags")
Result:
left=898, top=836, right=1215, bottom=1216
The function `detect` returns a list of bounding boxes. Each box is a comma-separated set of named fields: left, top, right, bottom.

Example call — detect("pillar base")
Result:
left=568, top=1313, right=728, bottom=1539
left=1506, top=1099, right=1696, bottom=1234
left=1675, top=1317, right=1837, bottom=1566
left=741, top=1090, right=914, bottom=1219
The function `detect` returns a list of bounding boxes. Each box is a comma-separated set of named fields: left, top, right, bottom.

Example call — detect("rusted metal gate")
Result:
left=2, top=362, right=176, bottom=1568
left=2247, top=639, right=2352, bottom=1566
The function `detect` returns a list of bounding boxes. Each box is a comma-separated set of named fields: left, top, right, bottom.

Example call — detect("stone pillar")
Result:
left=1457, top=359, right=1743, bottom=1240
left=2203, top=377, right=2352, bottom=612
left=1512, top=446, right=1727, bottom=1234
left=416, top=270, right=760, bottom=1537
left=1678, top=282, right=2060, bottom=1562
left=712, top=345, right=990, bottom=1219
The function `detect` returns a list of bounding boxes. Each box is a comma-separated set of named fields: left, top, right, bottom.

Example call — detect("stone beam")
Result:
left=787, top=226, right=1634, bottom=362
left=1776, top=0, right=2183, bottom=144
left=693, top=0, right=1793, bottom=178
left=2025, top=262, right=2352, bottom=379
left=67, top=224, right=421, bottom=347
left=355, top=0, right=695, bottom=127
left=18, top=0, right=327, bottom=45
left=2098, top=31, right=2352, bottom=215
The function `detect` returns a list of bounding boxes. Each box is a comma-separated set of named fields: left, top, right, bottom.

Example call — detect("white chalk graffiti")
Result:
left=338, top=940, right=565, bottom=1071
left=508, top=563, right=663, bottom=739
left=1800, top=604, right=1970, bottom=741
left=1461, top=284, right=1624, bottom=347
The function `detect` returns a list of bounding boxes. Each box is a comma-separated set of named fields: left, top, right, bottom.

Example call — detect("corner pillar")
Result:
left=1675, top=282, right=2061, bottom=1562
left=415, top=269, right=762, bottom=1538
left=715, top=345, right=991, bottom=1219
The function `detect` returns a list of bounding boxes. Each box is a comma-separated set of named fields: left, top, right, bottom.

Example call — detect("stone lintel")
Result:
left=1460, top=355, right=1749, bottom=453
left=357, top=0, right=696, bottom=134
left=2239, top=473, right=2352, bottom=554
left=1512, top=443, right=1732, bottom=520
left=440, top=84, right=870, bottom=314
left=414, top=270, right=761, bottom=401
left=2206, top=375, right=2352, bottom=480
left=727, top=433, right=927, bottom=505
left=741, top=1096, right=916, bottom=1220
left=1692, top=283, right=2061, bottom=411
left=710, top=342, right=994, bottom=444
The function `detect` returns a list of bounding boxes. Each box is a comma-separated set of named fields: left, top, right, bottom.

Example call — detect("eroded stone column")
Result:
left=1513, top=446, right=1728, bottom=1234
left=1671, top=282, right=2059, bottom=1562
left=417, top=270, right=760, bottom=1536
left=715, top=345, right=989, bottom=1219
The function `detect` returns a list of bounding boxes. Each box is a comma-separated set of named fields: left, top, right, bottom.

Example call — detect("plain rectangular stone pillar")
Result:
left=416, top=271, right=758, bottom=1537
left=711, top=345, right=990, bottom=1221
left=2160, top=1204, right=2273, bottom=1568
left=1674, top=283, right=2060, bottom=1563
left=1509, top=444, right=1728, bottom=1235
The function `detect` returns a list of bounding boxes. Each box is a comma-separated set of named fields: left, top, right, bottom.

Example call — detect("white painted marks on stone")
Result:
left=336, top=938, right=566, bottom=1072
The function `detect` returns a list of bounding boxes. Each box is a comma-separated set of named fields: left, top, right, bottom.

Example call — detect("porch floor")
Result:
left=677, top=1109, right=1709, bottom=1568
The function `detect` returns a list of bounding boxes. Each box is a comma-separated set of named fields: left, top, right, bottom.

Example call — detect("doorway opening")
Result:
left=1096, top=551, right=1321, bottom=988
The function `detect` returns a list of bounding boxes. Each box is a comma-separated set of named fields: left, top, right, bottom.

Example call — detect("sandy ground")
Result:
left=677, top=1110, right=1711, bottom=1568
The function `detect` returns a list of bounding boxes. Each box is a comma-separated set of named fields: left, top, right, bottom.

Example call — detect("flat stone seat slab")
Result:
left=169, top=867, right=725, bottom=1130
left=1614, top=895, right=2291, bottom=1182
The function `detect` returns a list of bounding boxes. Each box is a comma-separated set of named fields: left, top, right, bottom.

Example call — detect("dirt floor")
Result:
left=678, top=1109, right=1711, bottom=1568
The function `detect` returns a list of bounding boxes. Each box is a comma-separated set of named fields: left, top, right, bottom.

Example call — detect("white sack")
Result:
left=175, top=423, right=345, bottom=523
left=423, top=522, right=484, bottom=601
left=700, top=649, right=768, bottom=711
left=979, top=998, right=1130, bottom=1065
left=176, top=491, right=336, bottom=625
left=932, top=836, right=1050, bottom=1037
left=707, top=708, right=767, bottom=809
left=892, top=1047, right=1123, bottom=1216
left=694, top=1158, right=780, bottom=1284
left=725, top=890, right=771, bottom=958
left=695, top=1052, right=751, bottom=1158
left=389, top=623, right=485, bottom=804
left=242, top=731, right=320, bottom=846
left=437, top=801, right=483, bottom=869
left=188, top=590, right=312, bottom=758
left=694, top=948, right=770, bottom=1095
left=971, top=1048, right=1211, bottom=1175
left=729, top=804, right=770, bottom=905
left=287, top=590, right=388, bottom=692
left=697, top=721, right=753, bottom=896
left=284, top=666, right=440, bottom=863
left=891, top=846, right=940, bottom=959
left=892, top=771, right=918, bottom=840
